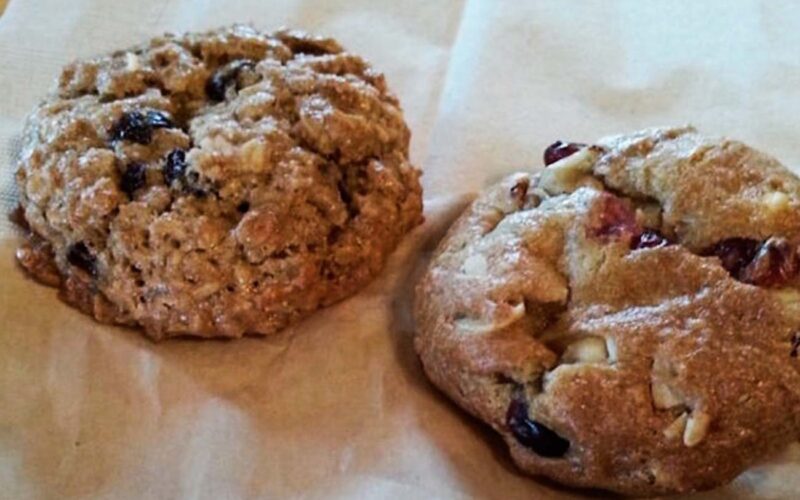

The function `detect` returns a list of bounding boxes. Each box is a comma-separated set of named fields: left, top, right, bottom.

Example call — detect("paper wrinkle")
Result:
left=1, top=1, right=800, bottom=499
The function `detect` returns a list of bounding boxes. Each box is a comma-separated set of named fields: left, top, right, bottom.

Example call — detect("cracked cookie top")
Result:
left=15, top=25, right=422, bottom=339
left=414, top=126, right=800, bottom=496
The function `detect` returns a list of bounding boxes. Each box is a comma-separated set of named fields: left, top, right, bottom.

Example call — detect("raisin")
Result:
left=110, top=110, right=175, bottom=144
left=631, top=229, right=671, bottom=250
left=145, top=110, right=173, bottom=129
left=120, top=163, right=146, bottom=197
left=205, top=60, right=255, bottom=102
left=163, top=148, right=187, bottom=185
left=703, top=238, right=761, bottom=278
left=506, top=397, right=570, bottom=458
left=739, top=237, right=799, bottom=287
left=236, top=201, right=250, bottom=213
left=67, top=242, right=97, bottom=276
left=704, top=237, right=799, bottom=287
left=791, top=333, right=800, bottom=358
left=544, top=141, right=586, bottom=166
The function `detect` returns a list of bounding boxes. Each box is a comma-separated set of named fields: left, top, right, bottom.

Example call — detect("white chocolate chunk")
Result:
left=538, top=147, right=598, bottom=195
left=453, top=302, right=526, bottom=335
left=562, top=336, right=608, bottom=363
left=461, top=253, right=488, bottom=277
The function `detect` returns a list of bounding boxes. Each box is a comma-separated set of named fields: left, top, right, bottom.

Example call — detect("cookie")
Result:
left=414, top=126, right=800, bottom=495
left=14, top=25, right=422, bottom=339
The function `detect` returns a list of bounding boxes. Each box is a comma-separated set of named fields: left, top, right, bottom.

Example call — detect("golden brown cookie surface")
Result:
left=15, top=25, right=422, bottom=339
left=414, top=127, right=800, bottom=495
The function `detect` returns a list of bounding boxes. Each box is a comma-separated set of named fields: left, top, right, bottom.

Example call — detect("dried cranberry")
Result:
left=739, top=237, right=799, bottom=287
left=506, top=396, right=569, bottom=458
left=591, top=194, right=639, bottom=241
left=703, top=237, right=800, bottom=287
left=163, top=148, right=187, bottom=185
left=791, top=333, right=800, bottom=358
left=206, top=60, right=255, bottom=102
left=631, top=229, right=671, bottom=250
left=544, top=141, right=586, bottom=166
left=67, top=242, right=97, bottom=276
left=110, top=110, right=175, bottom=144
left=120, top=163, right=146, bottom=197
left=703, top=238, right=761, bottom=278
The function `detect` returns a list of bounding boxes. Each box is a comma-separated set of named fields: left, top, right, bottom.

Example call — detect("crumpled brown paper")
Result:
left=1, top=0, right=799, bottom=498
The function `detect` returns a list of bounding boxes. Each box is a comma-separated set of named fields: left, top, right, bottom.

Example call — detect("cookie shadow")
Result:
left=385, top=194, right=471, bottom=391
left=7, top=190, right=603, bottom=499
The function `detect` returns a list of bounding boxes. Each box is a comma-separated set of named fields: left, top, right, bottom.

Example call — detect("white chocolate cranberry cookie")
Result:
left=414, top=126, right=800, bottom=495
left=14, top=25, right=422, bottom=339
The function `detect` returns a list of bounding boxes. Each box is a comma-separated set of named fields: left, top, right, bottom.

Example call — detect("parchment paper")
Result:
left=1, top=1, right=799, bottom=498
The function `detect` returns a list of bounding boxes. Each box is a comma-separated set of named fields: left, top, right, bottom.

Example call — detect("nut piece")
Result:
left=683, top=411, right=711, bottom=447
left=605, top=337, right=618, bottom=363
left=651, top=381, right=683, bottom=410
left=663, top=412, right=689, bottom=440
left=192, top=282, right=221, bottom=300
left=125, top=52, right=142, bottom=71
left=240, top=138, right=268, bottom=173
left=651, top=355, right=683, bottom=410
left=561, top=336, right=608, bottom=364
left=453, top=301, right=526, bottom=335
left=763, top=191, right=790, bottom=213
